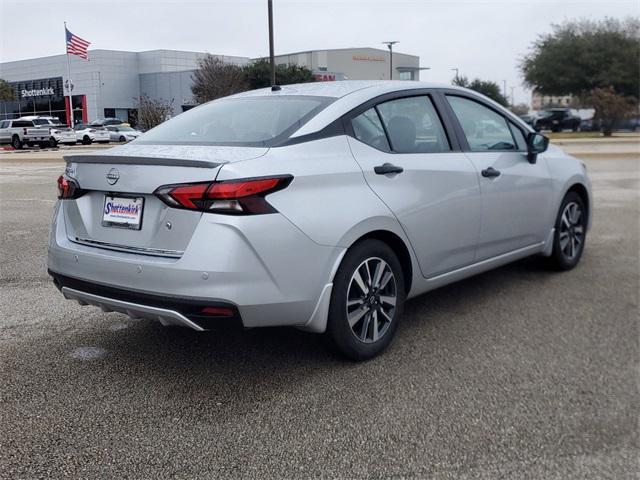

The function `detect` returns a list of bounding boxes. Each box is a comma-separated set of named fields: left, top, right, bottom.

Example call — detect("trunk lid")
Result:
left=62, top=144, right=268, bottom=257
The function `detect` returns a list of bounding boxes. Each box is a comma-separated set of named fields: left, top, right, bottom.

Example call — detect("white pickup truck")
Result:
left=0, top=119, right=52, bottom=149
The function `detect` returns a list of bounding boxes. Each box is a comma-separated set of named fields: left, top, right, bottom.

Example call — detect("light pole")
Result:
left=510, top=86, right=515, bottom=106
left=451, top=68, right=459, bottom=83
left=503, top=79, right=507, bottom=102
left=382, top=41, right=398, bottom=80
left=268, top=0, right=277, bottom=89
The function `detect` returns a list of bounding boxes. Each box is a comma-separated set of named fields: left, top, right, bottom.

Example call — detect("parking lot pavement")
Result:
left=0, top=155, right=638, bottom=479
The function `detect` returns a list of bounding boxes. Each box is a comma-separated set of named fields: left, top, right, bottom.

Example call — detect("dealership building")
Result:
left=0, top=47, right=421, bottom=126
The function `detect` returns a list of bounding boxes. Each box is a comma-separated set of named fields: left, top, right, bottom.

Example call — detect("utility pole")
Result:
left=268, top=0, right=277, bottom=89
left=382, top=41, right=398, bottom=80
left=503, top=79, right=507, bottom=103
left=510, top=86, right=515, bottom=106
left=451, top=68, right=459, bottom=83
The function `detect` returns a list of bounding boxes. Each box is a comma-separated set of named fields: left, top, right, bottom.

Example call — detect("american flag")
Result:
left=65, top=27, right=90, bottom=60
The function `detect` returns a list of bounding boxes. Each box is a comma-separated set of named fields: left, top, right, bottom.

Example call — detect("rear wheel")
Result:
left=548, top=191, right=587, bottom=270
left=327, top=239, right=405, bottom=361
left=11, top=135, right=22, bottom=150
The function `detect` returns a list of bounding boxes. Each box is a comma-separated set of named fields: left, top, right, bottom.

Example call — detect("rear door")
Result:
left=443, top=93, right=553, bottom=260
left=346, top=92, right=482, bottom=278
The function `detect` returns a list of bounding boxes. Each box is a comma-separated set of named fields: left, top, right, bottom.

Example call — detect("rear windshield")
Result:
left=135, top=95, right=335, bottom=147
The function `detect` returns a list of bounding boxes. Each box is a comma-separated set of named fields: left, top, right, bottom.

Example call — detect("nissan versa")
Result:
left=48, top=81, right=592, bottom=360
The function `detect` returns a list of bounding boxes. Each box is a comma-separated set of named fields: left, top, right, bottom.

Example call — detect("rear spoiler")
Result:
left=63, top=154, right=222, bottom=169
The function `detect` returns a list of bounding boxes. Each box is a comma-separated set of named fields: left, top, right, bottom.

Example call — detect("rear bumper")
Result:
left=48, top=201, right=344, bottom=330
left=50, top=271, right=240, bottom=330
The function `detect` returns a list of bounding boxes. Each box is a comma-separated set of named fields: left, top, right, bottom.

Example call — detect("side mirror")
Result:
left=527, top=132, right=549, bottom=164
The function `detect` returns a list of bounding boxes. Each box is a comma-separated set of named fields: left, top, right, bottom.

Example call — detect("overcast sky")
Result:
left=0, top=0, right=637, bottom=104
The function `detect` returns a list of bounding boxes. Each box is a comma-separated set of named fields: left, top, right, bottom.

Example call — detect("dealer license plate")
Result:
left=102, top=195, right=144, bottom=230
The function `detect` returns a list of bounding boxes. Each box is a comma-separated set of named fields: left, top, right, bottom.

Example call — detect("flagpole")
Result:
left=64, top=21, right=74, bottom=127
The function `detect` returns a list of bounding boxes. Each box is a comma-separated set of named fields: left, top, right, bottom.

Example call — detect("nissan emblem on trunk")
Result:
left=106, top=168, right=120, bottom=185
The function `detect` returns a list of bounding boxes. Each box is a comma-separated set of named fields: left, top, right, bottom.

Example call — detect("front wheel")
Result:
left=548, top=192, right=587, bottom=270
left=119, top=135, right=126, bottom=142
left=49, top=137, right=58, bottom=148
left=326, top=239, right=405, bottom=361
left=82, top=136, right=92, bottom=145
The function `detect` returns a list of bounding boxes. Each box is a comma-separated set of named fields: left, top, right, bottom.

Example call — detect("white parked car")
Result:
left=20, top=116, right=77, bottom=146
left=106, top=125, right=142, bottom=142
left=73, top=124, right=110, bottom=145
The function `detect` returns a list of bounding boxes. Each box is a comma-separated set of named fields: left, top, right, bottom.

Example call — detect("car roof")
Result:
left=230, top=80, right=455, bottom=99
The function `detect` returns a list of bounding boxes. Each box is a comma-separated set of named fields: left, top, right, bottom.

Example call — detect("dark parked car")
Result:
left=534, top=109, right=581, bottom=132
left=518, top=114, right=536, bottom=128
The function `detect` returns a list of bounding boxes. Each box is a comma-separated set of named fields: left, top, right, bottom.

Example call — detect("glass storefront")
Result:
left=0, top=76, right=86, bottom=125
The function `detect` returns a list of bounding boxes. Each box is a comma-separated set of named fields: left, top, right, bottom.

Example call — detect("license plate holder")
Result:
left=102, top=195, right=144, bottom=230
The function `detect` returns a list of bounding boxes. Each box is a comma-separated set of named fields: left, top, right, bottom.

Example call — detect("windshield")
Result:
left=135, top=95, right=335, bottom=147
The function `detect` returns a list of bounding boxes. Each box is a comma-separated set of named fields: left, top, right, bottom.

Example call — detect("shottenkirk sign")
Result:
left=21, top=87, right=55, bottom=98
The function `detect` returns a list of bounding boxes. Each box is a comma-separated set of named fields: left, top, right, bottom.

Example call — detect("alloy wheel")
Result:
left=559, top=201, right=585, bottom=260
left=346, top=257, right=397, bottom=343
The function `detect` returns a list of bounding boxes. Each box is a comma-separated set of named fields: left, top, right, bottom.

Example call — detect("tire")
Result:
left=11, top=135, right=23, bottom=150
left=119, top=136, right=126, bottom=142
left=326, top=239, right=405, bottom=361
left=49, top=137, right=58, bottom=148
left=547, top=191, right=587, bottom=270
left=82, top=136, right=92, bottom=145
left=38, top=142, right=49, bottom=149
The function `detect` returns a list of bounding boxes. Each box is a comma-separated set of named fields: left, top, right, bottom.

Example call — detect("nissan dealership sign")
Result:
left=21, top=87, right=55, bottom=98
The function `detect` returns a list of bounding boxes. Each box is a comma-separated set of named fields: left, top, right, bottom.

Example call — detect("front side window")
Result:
left=447, top=96, right=517, bottom=151
left=136, top=95, right=335, bottom=147
left=376, top=96, right=450, bottom=154
left=351, top=108, right=390, bottom=152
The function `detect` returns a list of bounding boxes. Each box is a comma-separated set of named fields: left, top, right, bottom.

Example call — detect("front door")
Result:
left=346, top=94, right=482, bottom=278
left=444, top=94, right=554, bottom=260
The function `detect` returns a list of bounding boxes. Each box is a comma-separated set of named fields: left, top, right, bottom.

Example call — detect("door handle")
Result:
left=374, top=163, right=404, bottom=175
left=481, top=167, right=501, bottom=178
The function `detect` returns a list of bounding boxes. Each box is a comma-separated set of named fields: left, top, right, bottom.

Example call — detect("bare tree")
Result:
left=136, top=95, right=174, bottom=131
left=191, top=54, right=248, bottom=104
left=588, top=86, right=637, bottom=136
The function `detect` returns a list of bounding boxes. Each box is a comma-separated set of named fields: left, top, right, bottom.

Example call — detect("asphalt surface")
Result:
left=0, top=154, right=638, bottom=479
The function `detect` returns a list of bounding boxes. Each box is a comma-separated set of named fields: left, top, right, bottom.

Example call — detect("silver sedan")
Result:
left=48, top=81, right=592, bottom=360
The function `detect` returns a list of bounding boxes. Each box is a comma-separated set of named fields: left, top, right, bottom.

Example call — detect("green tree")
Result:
left=453, top=76, right=508, bottom=106
left=242, top=59, right=315, bottom=90
left=0, top=79, right=14, bottom=102
left=521, top=17, right=640, bottom=97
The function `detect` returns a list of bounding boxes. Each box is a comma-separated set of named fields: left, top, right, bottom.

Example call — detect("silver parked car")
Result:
left=48, top=81, right=592, bottom=360
left=105, top=125, right=142, bottom=142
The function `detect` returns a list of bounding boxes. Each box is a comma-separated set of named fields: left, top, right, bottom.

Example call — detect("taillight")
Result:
left=23, top=128, right=27, bottom=135
left=57, top=175, right=84, bottom=199
left=154, top=175, right=293, bottom=215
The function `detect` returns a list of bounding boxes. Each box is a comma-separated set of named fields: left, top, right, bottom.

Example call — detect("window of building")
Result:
left=399, top=71, right=412, bottom=81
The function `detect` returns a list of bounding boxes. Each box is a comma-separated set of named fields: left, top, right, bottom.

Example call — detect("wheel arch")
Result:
left=566, top=182, right=590, bottom=225
left=345, top=229, right=414, bottom=295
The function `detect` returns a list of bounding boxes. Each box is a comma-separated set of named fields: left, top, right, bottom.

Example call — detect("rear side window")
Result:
left=12, top=120, right=33, bottom=128
left=351, top=108, right=390, bottom=152
left=136, top=95, right=335, bottom=147
left=376, top=96, right=450, bottom=154
left=446, top=96, right=517, bottom=151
